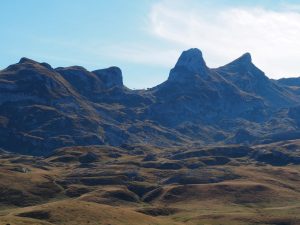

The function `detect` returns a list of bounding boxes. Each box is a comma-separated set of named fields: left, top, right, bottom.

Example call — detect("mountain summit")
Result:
left=216, top=52, right=299, bottom=107
left=230, top=52, right=252, bottom=65
left=174, top=48, right=207, bottom=73
left=168, top=48, right=208, bottom=82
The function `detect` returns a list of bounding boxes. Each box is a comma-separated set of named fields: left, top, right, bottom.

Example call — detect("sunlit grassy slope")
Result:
left=0, top=140, right=300, bottom=224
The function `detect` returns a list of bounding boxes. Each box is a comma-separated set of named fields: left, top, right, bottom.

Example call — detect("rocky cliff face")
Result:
left=1, top=48, right=300, bottom=155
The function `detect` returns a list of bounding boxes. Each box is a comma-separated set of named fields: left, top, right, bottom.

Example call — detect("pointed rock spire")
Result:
left=241, top=52, right=252, bottom=62
left=174, top=48, right=207, bottom=73
left=231, top=52, right=252, bottom=66
left=217, top=52, right=270, bottom=92
left=168, top=48, right=209, bottom=82
left=222, top=52, right=253, bottom=70
left=216, top=52, right=255, bottom=75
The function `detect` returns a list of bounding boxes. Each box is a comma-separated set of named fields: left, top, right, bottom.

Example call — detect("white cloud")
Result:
left=148, top=0, right=300, bottom=78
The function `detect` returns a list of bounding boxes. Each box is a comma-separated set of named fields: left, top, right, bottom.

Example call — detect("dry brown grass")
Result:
left=0, top=200, right=179, bottom=225
left=0, top=141, right=300, bottom=224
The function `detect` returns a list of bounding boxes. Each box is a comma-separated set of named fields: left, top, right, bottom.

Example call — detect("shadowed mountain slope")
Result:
left=1, top=49, right=300, bottom=155
left=216, top=53, right=299, bottom=107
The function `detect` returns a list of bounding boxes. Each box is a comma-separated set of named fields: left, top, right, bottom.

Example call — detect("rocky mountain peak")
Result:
left=174, top=48, right=207, bottom=73
left=93, top=66, right=123, bottom=88
left=17, top=57, right=53, bottom=70
left=18, top=57, right=39, bottom=64
left=216, top=52, right=255, bottom=74
left=240, top=52, right=251, bottom=61
left=231, top=52, right=252, bottom=66
left=168, top=48, right=209, bottom=83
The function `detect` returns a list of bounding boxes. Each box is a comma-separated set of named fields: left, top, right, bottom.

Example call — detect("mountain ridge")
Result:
left=1, top=48, right=300, bottom=155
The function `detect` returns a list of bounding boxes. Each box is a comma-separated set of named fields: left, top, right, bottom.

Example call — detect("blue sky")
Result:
left=1, top=0, right=300, bottom=88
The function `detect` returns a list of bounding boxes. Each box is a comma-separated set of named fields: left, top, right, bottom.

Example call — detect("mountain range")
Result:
left=1, top=48, right=300, bottom=155
left=1, top=49, right=300, bottom=225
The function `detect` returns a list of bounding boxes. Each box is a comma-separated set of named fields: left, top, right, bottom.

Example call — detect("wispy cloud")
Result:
left=148, top=0, right=300, bottom=78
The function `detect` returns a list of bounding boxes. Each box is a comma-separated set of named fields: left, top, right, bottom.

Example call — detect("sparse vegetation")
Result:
left=0, top=142, right=299, bottom=224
